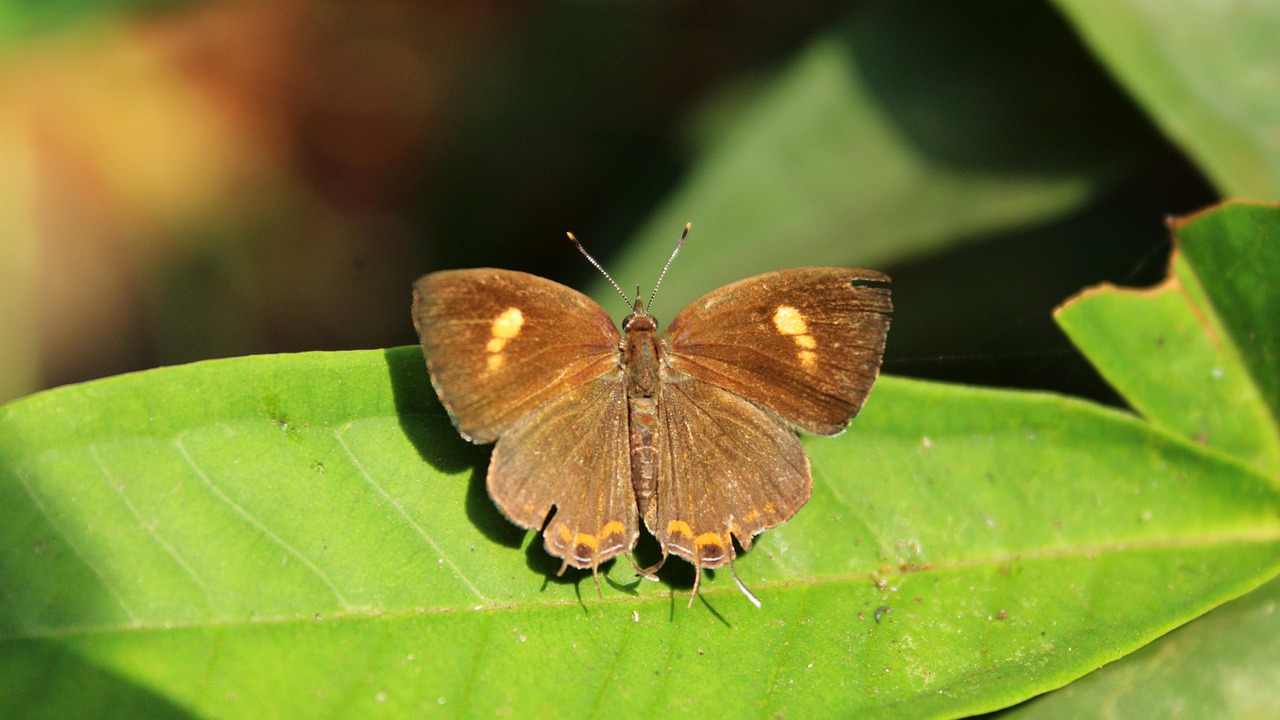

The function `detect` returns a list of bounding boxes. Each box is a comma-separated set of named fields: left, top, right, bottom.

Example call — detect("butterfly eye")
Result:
left=624, top=313, right=658, bottom=333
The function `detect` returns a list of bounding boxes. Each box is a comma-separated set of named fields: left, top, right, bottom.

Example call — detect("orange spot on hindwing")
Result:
left=557, top=524, right=574, bottom=543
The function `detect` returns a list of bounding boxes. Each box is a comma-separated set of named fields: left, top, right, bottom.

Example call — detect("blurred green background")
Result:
left=0, top=0, right=1242, bottom=409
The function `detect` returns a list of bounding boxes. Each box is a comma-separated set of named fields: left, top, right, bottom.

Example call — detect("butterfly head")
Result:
left=623, top=297, right=659, bottom=333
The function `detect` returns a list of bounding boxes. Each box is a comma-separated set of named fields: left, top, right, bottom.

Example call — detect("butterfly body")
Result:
left=621, top=300, right=662, bottom=519
left=412, top=264, right=891, bottom=598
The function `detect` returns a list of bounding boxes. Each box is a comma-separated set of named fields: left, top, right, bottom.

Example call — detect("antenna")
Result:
left=567, top=231, right=632, bottom=310
left=647, top=223, right=690, bottom=313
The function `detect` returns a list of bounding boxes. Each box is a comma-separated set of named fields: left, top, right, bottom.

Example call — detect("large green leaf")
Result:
left=2, top=339, right=1278, bottom=718
left=1052, top=0, right=1280, bottom=199
left=1056, top=201, right=1280, bottom=479
left=994, top=574, right=1280, bottom=720
left=1025, top=201, right=1280, bottom=716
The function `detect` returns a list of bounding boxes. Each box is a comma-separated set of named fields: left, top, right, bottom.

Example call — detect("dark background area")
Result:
left=0, top=0, right=1217, bottom=409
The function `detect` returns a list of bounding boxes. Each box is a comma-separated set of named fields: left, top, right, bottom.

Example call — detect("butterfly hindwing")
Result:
left=412, top=269, right=621, bottom=444
left=663, top=267, right=891, bottom=435
left=488, top=376, right=638, bottom=570
left=646, top=376, right=811, bottom=569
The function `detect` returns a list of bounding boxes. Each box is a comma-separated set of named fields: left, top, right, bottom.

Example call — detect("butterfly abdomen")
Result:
left=629, top=397, right=659, bottom=518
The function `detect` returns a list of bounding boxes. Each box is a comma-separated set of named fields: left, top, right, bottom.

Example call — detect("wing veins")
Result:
left=664, top=382, right=808, bottom=515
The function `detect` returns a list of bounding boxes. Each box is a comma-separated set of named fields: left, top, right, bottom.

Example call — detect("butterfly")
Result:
left=411, top=225, right=891, bottom=606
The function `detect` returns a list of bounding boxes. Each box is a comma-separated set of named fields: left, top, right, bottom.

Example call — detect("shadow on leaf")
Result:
left=384, top=346, right=524, bottom=549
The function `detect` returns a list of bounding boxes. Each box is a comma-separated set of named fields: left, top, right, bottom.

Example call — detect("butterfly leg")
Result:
left=627, top=553, right=661, bottom=581
left=590, top=561, right=603, bottom=599
left=554, top=545, right=606, bottom=598
left=686, top=560, right=703, bottom=609
left=637, top=551, right=668, bottom=579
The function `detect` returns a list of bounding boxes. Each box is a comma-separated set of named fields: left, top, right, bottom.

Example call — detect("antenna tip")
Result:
left=683, top=222, right=692, bottom=232
left=566, top=231, right=577, bottom=241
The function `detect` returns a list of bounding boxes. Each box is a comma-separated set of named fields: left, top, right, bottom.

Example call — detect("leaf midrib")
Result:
left=5, top=525, right=1277, bottom=643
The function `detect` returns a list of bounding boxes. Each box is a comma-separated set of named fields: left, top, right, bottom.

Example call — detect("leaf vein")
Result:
left=172, top=435, right=353, bottom=610
left=10, top=464, right=140, bottom=625
left=89, top=445, right=217, bottom=610
left=332, top=427, right=490, bottom=603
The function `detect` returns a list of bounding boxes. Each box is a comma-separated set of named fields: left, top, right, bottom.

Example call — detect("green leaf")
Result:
left=995, top=574, right=1280, bottom=719
left=1022, top=200, right=1280, bottom=716
left=593, top=0, right=1158, bottom=316
left=3, top=347, right=1279, bottom=718
left=1055, top=201, right=1280, bottom=478
left=1052, top=0, right=1280, bottom=199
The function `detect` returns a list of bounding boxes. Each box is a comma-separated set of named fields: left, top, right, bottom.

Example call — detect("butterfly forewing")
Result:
left=663, top=268, right=891, bottom=435
left=647, top=378, right=811, bottom=569
left=412, top=269, right=621, bottom=443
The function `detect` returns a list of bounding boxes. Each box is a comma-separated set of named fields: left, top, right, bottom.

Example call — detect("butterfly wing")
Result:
left=488, top=377, right=638, bottom=570
left=647, top=267, right=891, bottom=570
left=412, top=269, right=621, bottom=443
left=646, top=378, right=809, bottom=570
left=413, top=269, right=636, bottom=570
left=663, top=267, right=891, bottom=435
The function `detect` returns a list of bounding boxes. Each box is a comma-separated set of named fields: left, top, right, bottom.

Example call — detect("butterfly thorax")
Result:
left=622, top=301, right=663, bottom=518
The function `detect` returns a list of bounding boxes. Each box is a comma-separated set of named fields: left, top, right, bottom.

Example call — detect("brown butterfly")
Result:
left=411, top=225, right=891, bottom=606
